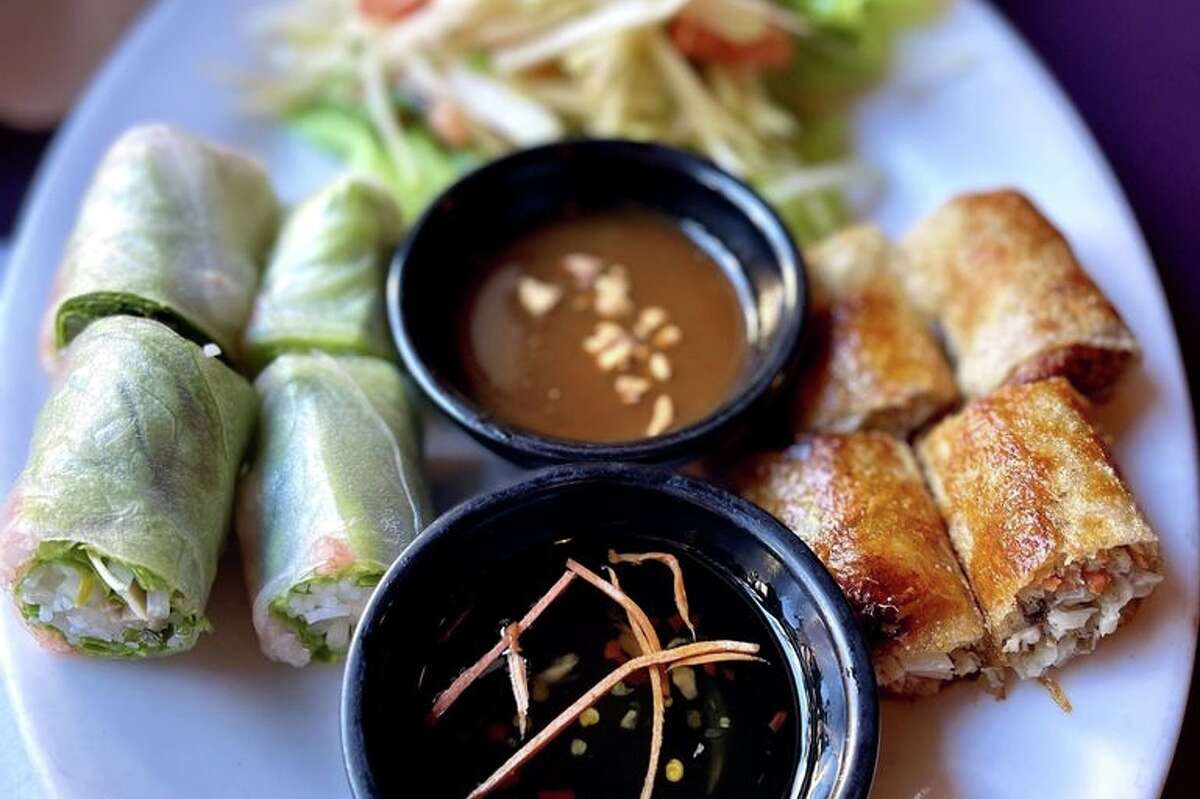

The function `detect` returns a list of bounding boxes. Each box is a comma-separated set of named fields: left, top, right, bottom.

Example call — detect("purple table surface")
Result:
left=0, top=1, right=1196, bottom=795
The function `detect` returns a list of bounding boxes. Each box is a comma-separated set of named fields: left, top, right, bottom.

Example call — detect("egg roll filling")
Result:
left=875, top=645, right=983, bottom=696
left=1002, top=544, right=1161, bottom=679
left=16, top=542, right=203, bottom=657
left=262, top=564, right=385, bottom=667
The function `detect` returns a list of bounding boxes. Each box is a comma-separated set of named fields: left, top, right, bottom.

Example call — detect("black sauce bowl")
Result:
left=342, top=464, right=877, bottom=799
left=388, top=139, right=806, bottom=466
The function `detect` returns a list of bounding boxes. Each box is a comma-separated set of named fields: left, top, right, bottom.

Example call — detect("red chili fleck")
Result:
left=603, top=639, right=628, bottom=663
left=625, top=668, right=650, bottom=686
left=768, top=710, right=789, bottom=733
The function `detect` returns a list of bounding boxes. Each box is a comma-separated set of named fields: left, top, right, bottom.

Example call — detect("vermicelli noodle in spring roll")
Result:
left=918, top=378, right=1162, bottom=680
left=899, top=189, right=1138, bottom=399
left=0, top=317, right=257, bottom=656
left=236, top=353, right=431, bottom=666
left=42, top=125, right=279, bottom=367
left=793, top=225, right=958, bottom=436
left=736, top=432, right=987, bottom=695
left=242, top=175, right=403, bottom=370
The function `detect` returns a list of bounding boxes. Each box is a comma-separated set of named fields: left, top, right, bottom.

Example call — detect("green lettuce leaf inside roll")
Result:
left=1, top=316, right=257, bottom=657
left=237, top=353, right=431, bottom=666
left=45, top=124, right=280, bottom=364
left=242, top=175, right=404, bottom=371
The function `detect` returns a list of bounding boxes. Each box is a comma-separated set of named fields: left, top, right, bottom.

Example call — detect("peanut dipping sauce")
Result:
left=457, top=210, right=750, bottom=443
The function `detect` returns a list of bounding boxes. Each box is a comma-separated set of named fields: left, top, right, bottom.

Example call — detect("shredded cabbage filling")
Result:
left=1003, top=546, right=1161, bottom=680
left=875, top=644, right=981, bottom=696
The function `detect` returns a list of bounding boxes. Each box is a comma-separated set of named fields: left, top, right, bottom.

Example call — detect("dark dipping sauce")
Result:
left=418, top=541, right=800, bottom=799
left=457, top=210, right=750, bottom=443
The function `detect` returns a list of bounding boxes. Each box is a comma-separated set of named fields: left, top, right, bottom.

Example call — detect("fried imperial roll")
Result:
left=236, top=353, right=431, bottom=666
left=899, top=189, right=1138, bottom=399
left=0, top=317, right=257, bottom=656
left=736, top=432, right=986, bottom=695
left=793, top=225, right=958, bottom=436
left=40, top=125, right=280, bottom=368
left=242, top=175, right=404, bottom=371
left=917, top=378, right=1161, bottom=680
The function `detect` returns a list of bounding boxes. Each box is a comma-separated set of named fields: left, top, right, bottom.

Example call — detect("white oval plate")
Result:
left=1, top=2, right=1196, bottom=798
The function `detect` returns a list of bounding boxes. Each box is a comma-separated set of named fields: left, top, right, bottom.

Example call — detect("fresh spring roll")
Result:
left=236, top=353, right=431, bottom=666
left=899, top=189, right=1138, bottom=399
left=41, top=124, right=280, bottom=368
left=242, top=175, right=404, bottom=371
left=917, top=378, right=1162, bottom=680
left=793, top=225, right=958, bottom=436
left=735, top=432, right=987, bottom=695
left=0, top=317, right=257, bottom=656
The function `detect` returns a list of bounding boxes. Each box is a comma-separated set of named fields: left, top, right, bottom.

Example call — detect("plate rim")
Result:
left=0, top=1, right=1195, bottom=797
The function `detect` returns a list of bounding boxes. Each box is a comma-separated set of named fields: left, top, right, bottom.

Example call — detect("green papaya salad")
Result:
left=244, top=0, right=939, bottom=243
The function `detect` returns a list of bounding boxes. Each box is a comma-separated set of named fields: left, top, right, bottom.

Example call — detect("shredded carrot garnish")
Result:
left=503, top=623, right=530, bottom=739
left=602, top=565, right=665, bottom=799
left=666, top=652, right=763, bottom=671
left=608, top=550, right=697, bottom=640
left=431, top=569, right=577, bottom=722
left=465, top=641, right=760, bottom=799
left=433, top=553, right=764, bottom=799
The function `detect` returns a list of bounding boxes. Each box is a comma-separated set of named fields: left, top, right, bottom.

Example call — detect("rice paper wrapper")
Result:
left=236, top=353, right=431, bottom=664
left=242, top=175, right=403, bottom=371
left=0, top=316, right=258, bottom=650
left=42, top=124, right=280, bottom=366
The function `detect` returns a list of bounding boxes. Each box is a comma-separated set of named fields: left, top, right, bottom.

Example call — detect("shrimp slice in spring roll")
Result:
left=242, top=175, right=404, bottom=371
left=794, top=225, right=958, bottom=436
left=236, top=353, right=431, bottom=666
left=917, top=378, right=1162, bottom=680
left=41, top=125, right=280, bottom=368
left=899, top=189, right=1137, bottom=399
left=735, top=432, right=986, bottom=695
left=0, top=317, right=257, bottom=656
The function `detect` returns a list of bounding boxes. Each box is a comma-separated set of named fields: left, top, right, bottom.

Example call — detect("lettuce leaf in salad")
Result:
left=287, top=103, right=472, bottom=220
left=773, top=0, right=945, bottom=113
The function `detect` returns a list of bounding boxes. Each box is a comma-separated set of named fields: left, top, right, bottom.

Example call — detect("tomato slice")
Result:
left=358, top=0, right=427, bottom=21
left=668, top=14, right=794, bottom=69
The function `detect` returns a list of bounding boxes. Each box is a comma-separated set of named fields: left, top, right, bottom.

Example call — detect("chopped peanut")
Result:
left=653, top=324, right=682, bottom=349
left=615, top=375, right=652, bottom=404
left=633, top=306, right=668, bottom=339
left=648, top=352, right=672, bottom=382
left=583, top=322, right=625, bottom=354
left=594, top=266, right=634, bottom=317
left=596, top=337, right=634, bottom=371
left=646, top=395, right=674, bottom=437
left=518, top=276, right=562, bottom=317
left=562, top=253, right=604, bottom=288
